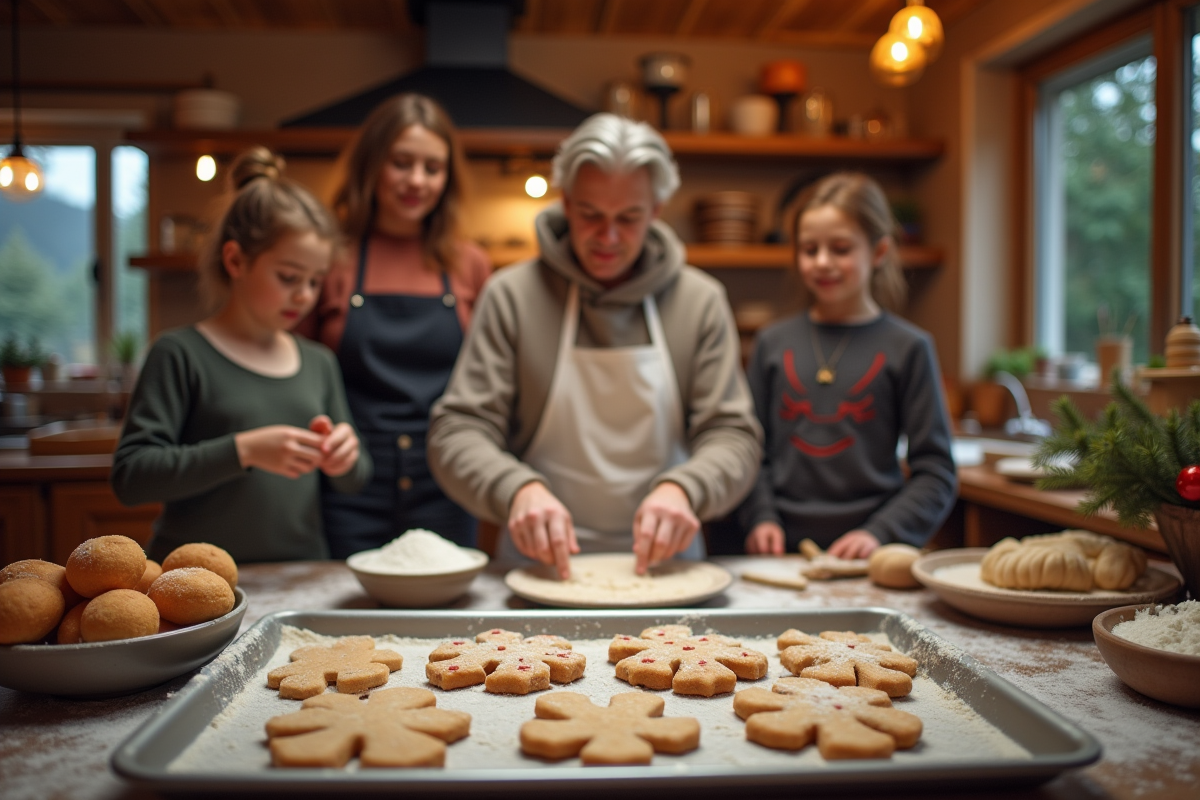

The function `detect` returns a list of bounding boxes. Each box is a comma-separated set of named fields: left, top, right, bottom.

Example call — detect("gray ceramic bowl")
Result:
left=0, top=587, right=247, bottom=698
left=346, top=549, right=488, bottom=607
left=1093, top=603, right=1200, bottom=709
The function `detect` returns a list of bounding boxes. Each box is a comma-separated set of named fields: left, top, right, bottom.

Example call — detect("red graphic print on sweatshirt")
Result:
left=780, top=349, right=885, bottom=458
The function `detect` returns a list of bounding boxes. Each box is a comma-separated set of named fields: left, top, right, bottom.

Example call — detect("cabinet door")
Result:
left=50, top=483, right=161, bottom=564
left=0, top=485, right=48, bottom=563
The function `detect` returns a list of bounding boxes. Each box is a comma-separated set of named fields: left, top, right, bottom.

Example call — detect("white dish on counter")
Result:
left=347, top=548, right=488, bottom=608
left=912, top=549, right=1181, bottom=627
left=505, top=553, right=732, bottom=608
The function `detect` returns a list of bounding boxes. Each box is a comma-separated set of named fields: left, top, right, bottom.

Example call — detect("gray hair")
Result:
left=551, top=113, right=680, bottom=204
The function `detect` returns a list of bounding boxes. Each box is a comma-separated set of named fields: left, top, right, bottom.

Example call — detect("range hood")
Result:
left=283, top=0, right=587, bottom=129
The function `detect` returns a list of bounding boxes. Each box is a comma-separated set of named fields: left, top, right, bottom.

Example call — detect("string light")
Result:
left=196, top=155, right=217, bottom=182
left=1, top=0, right=45, bottom=203
left=888, top=0, right=944, bottom=64
left=869, top=30, right=928, bottom=88
left=525, top=174, right=548, bottom=199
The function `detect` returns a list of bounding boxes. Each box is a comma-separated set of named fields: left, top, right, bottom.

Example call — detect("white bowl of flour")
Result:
left=346, top=530, right=488, bottom=608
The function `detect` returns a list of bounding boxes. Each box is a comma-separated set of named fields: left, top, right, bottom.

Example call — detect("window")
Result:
left=0, top=141, right=147, bottom=366
left=1034, top=41, right=1155, bottom=365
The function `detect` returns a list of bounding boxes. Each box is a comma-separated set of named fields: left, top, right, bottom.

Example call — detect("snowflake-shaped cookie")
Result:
left=609, top=624, right=769, bottom=696
left=267, top=636, right=403, bottom=699
left=265, top=687, right=470, bottom=768
left=776, top=629, right=918, bottom=697
left=425, top=628, right=586, bottom=694
left=734, top=676, right=922, bottom=759
left=520, top=691, right=700, bottom=765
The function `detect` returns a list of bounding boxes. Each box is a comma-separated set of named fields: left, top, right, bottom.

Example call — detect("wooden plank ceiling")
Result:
left=19, top=0, right=984, bottom=48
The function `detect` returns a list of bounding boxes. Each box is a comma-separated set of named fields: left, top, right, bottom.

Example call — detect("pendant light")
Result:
left=1, top=0, right=44, bottom=202
left=888, top=0, right=944, bottom=64
left=870, top=31, right=927, bottom=88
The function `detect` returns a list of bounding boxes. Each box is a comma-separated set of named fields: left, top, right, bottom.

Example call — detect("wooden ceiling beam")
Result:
left=756, top=0, right=813, bottom=40
left=836, top=0, right=899, bottom=33
left=598, top=0, right=622, bottom=34
left=767, top=29, right=881, bottom=49
left=27, top=0, right=73, bottom=26
left=119, top=0, right=167, bottom=26
left=675, top=0, right=707, bottom=36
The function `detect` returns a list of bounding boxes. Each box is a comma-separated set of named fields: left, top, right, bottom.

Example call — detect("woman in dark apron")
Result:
left=300, top=94, right=491, bottom=558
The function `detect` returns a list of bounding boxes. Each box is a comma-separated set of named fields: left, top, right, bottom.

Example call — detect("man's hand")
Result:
left=508, top=482, right=579, bottom=580
left=309, top=415, right=360, bottom=477
left=745, top=521, right=785, bottom=555
left=632, top=482, right=700, bottom=575
left=234, top=425, right=325, bottom=479
left=828, top=529, right=881, bottom=560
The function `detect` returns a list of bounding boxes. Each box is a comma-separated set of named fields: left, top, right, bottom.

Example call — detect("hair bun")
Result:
left=229, top=146, right=285, bottom=190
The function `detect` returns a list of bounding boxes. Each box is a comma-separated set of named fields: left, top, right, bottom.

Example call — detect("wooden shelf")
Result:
left=131, top=243, right=943, bottom=272
left=124, top=127, right=943, bottom=164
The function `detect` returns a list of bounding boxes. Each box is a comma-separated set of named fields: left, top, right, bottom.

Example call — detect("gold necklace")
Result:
left=810, top=319, right=853, bottom=385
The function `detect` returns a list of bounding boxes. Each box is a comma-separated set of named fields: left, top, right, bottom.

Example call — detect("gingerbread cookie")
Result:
left=426, top=629, right=586, bottom=694
left=777, top=630, right=918, bottom=697
left=266, top=687, right=470, bottom=768
left=734, top=676, right=922, bottom=759
left=520, top=691, right=700, bottom=765
left=267, top=636, right=403, bottom=699
left=609, top=625, right=768, bottom=696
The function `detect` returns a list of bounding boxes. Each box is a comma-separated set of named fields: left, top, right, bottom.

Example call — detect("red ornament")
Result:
left=1176, top=465, right=1200, bottom=501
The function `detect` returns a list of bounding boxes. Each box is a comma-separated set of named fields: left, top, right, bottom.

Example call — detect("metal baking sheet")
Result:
left=112, top=608, right=1100, bottom=794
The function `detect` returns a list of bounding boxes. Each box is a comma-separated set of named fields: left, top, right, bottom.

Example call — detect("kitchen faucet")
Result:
left=991, top=370, right=1052, bottom=439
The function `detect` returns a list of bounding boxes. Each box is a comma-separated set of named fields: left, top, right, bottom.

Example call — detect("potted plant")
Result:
left=971, top=347, right=1037, bottom=429
left=1, top=335, right=45, bottom=386
left=110, top=330, right=141, bottom=382
left=1034, top=382, right=1200, bottom=598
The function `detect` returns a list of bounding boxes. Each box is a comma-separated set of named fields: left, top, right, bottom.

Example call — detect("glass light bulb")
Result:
left=908, top=17, right=924, bottom=38
left=891, top=41, right=910, bottom=62
left=0, top=165, right=11, bottom=187
left=870, top=31, right=928, bottom=88
left=889, top=3, right=944, bottom=64
left=196, top=155, right=217, bottom=182
left=525, top=174, right=548, bottom=199
left=0, top=154, right=45, bottom=202
left=24, top=171, right=38, bottom=191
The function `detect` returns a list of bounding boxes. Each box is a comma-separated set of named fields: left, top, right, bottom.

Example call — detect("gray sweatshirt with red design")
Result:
left=737, top=312, right=956, bottom=549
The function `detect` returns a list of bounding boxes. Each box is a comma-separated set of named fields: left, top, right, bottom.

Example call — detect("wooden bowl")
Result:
left=1092, top=604, right=1200, bottom=708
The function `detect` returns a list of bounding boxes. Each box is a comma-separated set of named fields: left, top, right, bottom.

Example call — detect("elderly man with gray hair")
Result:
left=428, top=113, right=762, bottom=579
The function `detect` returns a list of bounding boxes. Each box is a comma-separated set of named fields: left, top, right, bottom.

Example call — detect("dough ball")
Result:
left=1, top=559, right=84, bottom=607
left=148, top=567, right=235, bottom=626
left=80, top=589, right=160, bottom=642
left=0, top=578, right=66, bottom=644
left=135, top=560, right=163, bottom=594
left=65, top=536, right=147, bottom=598
left=57, top=600, right=89, bottom=644
left=868, top=543, right=923, bottom=590
left=162, top=543, right=238, bottom=590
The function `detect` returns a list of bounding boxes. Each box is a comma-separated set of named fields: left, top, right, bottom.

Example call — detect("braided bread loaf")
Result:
left=979, top=530, right=1146, bottom=592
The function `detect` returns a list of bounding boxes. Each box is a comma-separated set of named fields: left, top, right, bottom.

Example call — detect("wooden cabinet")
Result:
left=49, top=483, right=160, bottom=564
left=0, top=485, right=47, bottom=564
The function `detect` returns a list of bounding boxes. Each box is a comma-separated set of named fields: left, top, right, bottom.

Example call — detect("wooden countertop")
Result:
left=957, top=464, right=1167, bottom=553
left=0, top=450, right=115, bottom=482
left=1, top=558, right=1196, bottom=800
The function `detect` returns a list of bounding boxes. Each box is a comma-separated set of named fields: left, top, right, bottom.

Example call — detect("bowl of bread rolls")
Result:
left=0, top=537, right=247, bottom=697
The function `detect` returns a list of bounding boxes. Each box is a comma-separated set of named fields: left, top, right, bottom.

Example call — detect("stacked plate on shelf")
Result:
left=694, top=191, right=758, bottom=245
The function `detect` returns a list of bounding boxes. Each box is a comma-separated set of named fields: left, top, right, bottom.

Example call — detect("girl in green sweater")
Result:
left=112, top=148, right=371, bottom=562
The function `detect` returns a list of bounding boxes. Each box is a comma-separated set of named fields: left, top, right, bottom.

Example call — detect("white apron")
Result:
left=504, top=282, right=700, bottom=558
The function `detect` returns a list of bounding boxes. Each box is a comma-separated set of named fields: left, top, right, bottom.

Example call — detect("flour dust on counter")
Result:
left=169, top=624, right=1028, bottom=773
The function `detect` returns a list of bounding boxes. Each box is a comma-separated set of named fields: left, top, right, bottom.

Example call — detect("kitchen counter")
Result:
left=2, top=558, right=1196, bottom=800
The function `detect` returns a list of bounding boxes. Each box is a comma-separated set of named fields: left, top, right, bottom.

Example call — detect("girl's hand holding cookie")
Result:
left=828, top=529, right=881, bottom=560
left=308, top=415, right=360, bottom=478
left=746, top=521, right=785, bottom=556
left=235, top=425, right=324, bottom=479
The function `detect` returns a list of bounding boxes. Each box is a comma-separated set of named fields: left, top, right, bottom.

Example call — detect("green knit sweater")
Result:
left=111, top=327, right=372, bottom=562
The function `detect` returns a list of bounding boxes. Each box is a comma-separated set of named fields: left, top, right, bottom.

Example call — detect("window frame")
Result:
left=1016, top=1, right=1194, bottom=355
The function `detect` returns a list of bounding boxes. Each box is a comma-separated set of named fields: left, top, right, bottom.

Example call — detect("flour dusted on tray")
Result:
left=355, top=529, right=478, bottom=573
left=1112, top=600, right=1200, bottom=656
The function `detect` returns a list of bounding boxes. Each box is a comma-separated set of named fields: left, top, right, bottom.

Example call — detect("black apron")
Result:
left=322, top=236, right=476, bottom=558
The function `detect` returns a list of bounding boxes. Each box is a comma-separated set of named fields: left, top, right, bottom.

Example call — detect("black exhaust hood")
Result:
left=283, top=0, right=588, bottom=129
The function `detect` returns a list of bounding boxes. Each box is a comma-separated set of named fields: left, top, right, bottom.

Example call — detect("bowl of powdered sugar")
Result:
left=346, top=529, right=488, bottom=608
left=1092, top=600, right=1200, bottom=708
